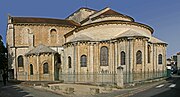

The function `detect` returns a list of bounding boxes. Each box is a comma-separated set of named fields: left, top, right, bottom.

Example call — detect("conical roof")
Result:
left=69, top=34, right=94, bottom=42
left=25, top=44, right=57, bottom=56
left=151, top=36, right=167, bottom=44
left=114, top=29, right=147, bottom=39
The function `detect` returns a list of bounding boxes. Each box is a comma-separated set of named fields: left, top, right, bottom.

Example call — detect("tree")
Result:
left=0, top=35, right=8, bottom=73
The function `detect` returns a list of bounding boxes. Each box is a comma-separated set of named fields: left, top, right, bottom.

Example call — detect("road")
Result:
left=1, top=76, right=180, bottom=97
left=130, top=75, right=180, bottom=97
left=0, top=81, right=64, bottom=97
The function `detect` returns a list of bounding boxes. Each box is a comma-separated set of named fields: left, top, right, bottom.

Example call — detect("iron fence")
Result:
left=16, top=70, right=167, bottom=85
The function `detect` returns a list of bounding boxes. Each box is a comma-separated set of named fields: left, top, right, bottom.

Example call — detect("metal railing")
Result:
left=16, top=70, right=167, bottom=85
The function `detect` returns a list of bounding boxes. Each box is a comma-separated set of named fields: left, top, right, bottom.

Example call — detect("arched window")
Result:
left=80, top=55, right=87, bottom=67
left=50, top=29, right=57, bottom=36
left=50, top=29, right=57, bottom=44
left=148, top=45, right=151, bottom=63
left=136, top=50, right=142, bottom=64
left=30, top=64, right=33, bottom=75
left=121, top=51, right=126, bottom=65
left=158, top=54, right=162, bottom=64
left=68, top=56, right=71, bottom=68
left=100, top=46, right=109, bottom=66
left=18, top=55, right=24, bottom=67
left=43, top=63, right=49, bottom=74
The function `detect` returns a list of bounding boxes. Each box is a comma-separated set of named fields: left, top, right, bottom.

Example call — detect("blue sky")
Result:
left=0, top=0, right=180, bottom=57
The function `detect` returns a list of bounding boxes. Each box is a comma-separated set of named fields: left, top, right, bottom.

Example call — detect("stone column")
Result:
left=127, top=37, right=134, bottom=83
left=28, top=33, right=34, bottom=49
left=163, top=45, right=167, bottom=74
left=110, top=42, right=114, bottom=72
left=25, top=56, right=28, bottom=81
left=73, top=43, right=77, bottom=83
left=76, top=43, right=80, bottom=82
left=143, top=39, right=148, bottom=80
left=51, top=54, right=55, bottom=81
left=114, top=42, right=117, bottom=72
left=93, top=42, right=98, bottom=83
left=89, top=43, right=94, bottom=82
left=36, top=55, right=40, bottom=81
left=117, top=66, right=124, bottom=88
left=7, top=23, right=14, bottom=47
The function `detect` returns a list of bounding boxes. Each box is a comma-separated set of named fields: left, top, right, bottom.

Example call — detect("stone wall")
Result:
left=13, top=25, right=74, bottom=47
left=26, top=54, right=54, bottom=81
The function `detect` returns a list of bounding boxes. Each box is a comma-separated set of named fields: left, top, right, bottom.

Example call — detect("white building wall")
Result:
left=177, top=55, right=180, bottom=69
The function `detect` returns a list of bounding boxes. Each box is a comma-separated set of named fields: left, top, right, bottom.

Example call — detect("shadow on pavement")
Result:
left=0, top=81, right=32, bottom=97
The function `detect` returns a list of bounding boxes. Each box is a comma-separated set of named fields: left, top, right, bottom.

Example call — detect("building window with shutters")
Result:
left=121, top=51, right=126, bottom=65
left=100, top=46, right=109, bottom=66
left=136, top=50, right=142, bottom=64
left=80, top=55, right=87, bottom=67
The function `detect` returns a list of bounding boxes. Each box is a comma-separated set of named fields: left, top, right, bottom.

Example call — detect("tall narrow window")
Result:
left=30, top=64, right=33, bottom=75
left=50, top=29, right=57, bottom=44
left=148, top=45, right=151, bottom=63
left=121, top=51, right=126, bottom=65
left=100, top=46, right=109, bottom=66
left=68, top=56, right=71, bottom=68
left=43, top=63, right=49, bottom=74
left=80, top=55, right=87, bottom=67
left=136, top=50, right=142, bottom=64
left=18, top=55, right=24, bottom=67
left=158, top=54, right=162, bottom=64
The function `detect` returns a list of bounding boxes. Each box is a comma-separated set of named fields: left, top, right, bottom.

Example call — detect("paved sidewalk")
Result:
left=32, top=79, right=167, bottom=97
left=2, top=78, right=167, bottom=97
left=94, top=80, right=167, bottom=97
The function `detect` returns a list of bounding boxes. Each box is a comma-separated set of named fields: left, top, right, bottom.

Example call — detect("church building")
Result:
left=6, top=7, right=167, bottom=85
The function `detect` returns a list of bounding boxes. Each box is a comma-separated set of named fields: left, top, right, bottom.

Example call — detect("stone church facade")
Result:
left=6, top=7, right=167, bottom=85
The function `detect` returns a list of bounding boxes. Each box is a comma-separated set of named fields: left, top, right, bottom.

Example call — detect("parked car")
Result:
left=171, top=67, right=177, bottom=74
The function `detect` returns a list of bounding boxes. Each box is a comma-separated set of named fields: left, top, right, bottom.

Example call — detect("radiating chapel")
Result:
left=6, top=7, right=167, bottom=84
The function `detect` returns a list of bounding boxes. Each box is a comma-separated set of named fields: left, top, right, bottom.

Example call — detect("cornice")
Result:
left=13, top=23, right=77, bottom=28
left=91, top=14, right=134, bottom=22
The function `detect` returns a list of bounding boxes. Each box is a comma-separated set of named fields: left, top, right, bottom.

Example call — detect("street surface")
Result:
left=0, top=82, right=64, bottom=97
left=130, top=75, right=180, bottom=97
left=1, top=76, right=180, bottom=97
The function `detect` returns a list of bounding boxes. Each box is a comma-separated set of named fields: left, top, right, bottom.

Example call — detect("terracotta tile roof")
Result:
left=177, top=52, right=180, bottom=55
left=12, top=17, right=80, bottom=26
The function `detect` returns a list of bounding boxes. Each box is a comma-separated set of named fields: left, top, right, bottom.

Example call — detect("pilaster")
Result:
left=51, top=54, right=55, bottom=81
left=36, top=55, right=40, bottom=81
